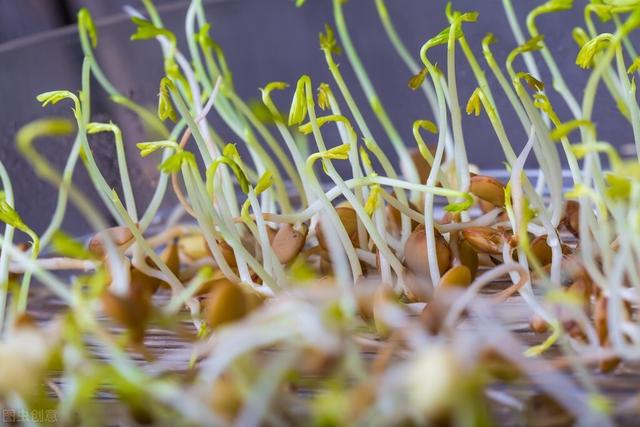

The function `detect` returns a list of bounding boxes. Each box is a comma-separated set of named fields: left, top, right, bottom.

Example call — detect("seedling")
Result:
left=0, top=0, right=638, bottom=424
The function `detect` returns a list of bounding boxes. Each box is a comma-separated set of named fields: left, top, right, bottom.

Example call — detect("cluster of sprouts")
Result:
left=0, top=0, right=640, bottom=425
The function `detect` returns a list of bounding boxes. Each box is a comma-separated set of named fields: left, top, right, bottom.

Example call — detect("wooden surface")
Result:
left=23, top=272, right=640, bottom=426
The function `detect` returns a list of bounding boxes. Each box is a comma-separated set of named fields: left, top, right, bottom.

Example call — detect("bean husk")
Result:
left=460, top=227, right=505, bottom=255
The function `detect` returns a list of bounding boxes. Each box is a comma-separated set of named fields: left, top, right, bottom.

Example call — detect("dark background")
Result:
left=0, top=0, right=179, bottom=43
left=0, top=0, right=637, bottom=235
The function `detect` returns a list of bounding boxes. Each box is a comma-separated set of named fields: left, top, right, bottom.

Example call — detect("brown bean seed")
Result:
left=266, top=226, right=277, bottom=244
left=129, top=266, right=161, bottom=296
left=178, top=234, right=210, bottom=261
left=477, top=198, right=495, bottom=214
left=210, top=375, right=243, bottom=421
left=562, top=201, right=580, bottom=237
left=599, top=356, right=621, bottom=373
left=316, top=205, right=360, bottom=250
left=438, top=265, right=471, bottom=289
left=469, top=175, right=506, bottom=207
left=197, top=274, right=234, bottom=296
left=216, top=239, right=237, bottom=268
left=159, top=242, right=180, bottom=277
left=530, top=314, right=549, bottom=334
left=420, top=299, right=447, bottom=335
left=566, top=279, right=591, bottom=310
left=404, top=225, right=451, bottom=277
left=594, top=295, right=609, bottom=345
left=410, top=147, right=434, bottom=184
left=594, top=295, right=622, bottom=373
left=386, top=201, right=420, bottom=235
left=243, top=288, right=267, bottom=312
left=271, top=223, right=308, bottom=264
left=458, top=239, right=479, bottom=279
left=130, top=242, right=180, bottom=295
left=203, top=282, right=248, bottom=328
left=102, top=288, right=152, bottom=343
left=529, top=235, right=553, bottom=267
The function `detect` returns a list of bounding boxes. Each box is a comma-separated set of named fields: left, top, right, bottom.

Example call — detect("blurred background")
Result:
left=0, top=0, right=638, bottom=235
left=1, top=0, right=198, bottom=43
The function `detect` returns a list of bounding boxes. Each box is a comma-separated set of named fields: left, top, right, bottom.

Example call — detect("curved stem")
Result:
left=332, top=0, right=419, bottom=186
